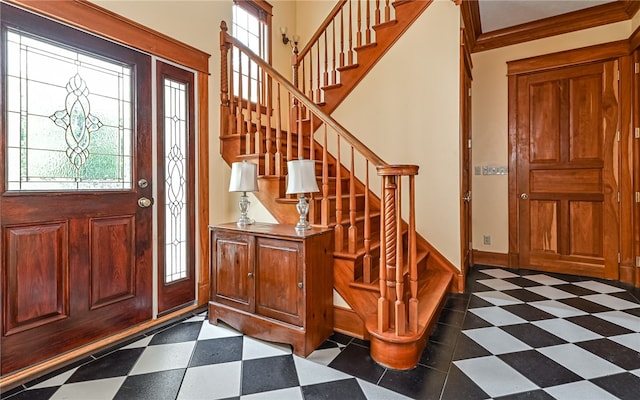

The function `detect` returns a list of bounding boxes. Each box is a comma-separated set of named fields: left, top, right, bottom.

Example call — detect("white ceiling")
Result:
left=478, top=0, right=616, bottom=33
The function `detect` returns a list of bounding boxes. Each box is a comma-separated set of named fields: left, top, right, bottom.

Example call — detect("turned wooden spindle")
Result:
left=348, top=147, right=357, bottom=254
left=335, top=135, right=344, bottom=252
left=275, top=82, right=283, bottom=176
left=363, top=160, right=372, bottom=283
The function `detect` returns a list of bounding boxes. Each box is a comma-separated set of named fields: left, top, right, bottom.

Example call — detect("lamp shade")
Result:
left=229, top=161, right=258, bottom=192
left=286, top=159, right=319, bottom=194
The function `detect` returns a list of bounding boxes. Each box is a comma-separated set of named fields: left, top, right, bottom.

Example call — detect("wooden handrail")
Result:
left=221, top=23, right=386, bottom=168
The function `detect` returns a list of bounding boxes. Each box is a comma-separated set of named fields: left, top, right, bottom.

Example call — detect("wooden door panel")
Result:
left=213, top=232, right=253, bottom=312
left=518, top=60, right=619, bottom=279
left=569, top=75, right=602, bottom=161
left=529, top=200, right=558, bottom=253
left=255, top=238, right=303, bottom=327
left=3, top=222, right=69, bottom=335
left=530, top=81, right=562, bottom=163
left=530, top=169, right=602, bottom=193
left=89, top=216, right=135, bottom=309
left=569, top=201, right=603, bottom=257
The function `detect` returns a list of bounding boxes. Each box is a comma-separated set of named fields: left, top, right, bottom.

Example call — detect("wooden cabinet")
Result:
left=209, top=223, right=333, bottom=356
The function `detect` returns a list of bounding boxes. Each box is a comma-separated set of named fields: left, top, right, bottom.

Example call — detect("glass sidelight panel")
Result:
left=5, top=30, right=133, bottom=191
left=163, top=78, right=188, bottom=283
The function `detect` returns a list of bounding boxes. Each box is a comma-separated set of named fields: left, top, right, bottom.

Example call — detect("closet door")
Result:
left=516, top=61, right=619, bottom=279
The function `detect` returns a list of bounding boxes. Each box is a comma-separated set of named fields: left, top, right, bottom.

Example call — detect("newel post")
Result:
left=376, top=165, right=419, bottom=335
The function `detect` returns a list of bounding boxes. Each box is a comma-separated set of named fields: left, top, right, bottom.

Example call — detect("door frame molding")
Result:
left=507, top=41, right=631, bottom=275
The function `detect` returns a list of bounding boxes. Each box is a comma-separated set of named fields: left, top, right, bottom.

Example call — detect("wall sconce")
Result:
left=286, top=159, right=319, bottom=231
left=280, top=27, right=299, bottom=47
left=229, top=160, right=259, bottom=226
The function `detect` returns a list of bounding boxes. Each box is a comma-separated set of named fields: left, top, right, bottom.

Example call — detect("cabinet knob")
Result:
left=248, top=272, right=253, bottom=278
left=298, top=282, right=303, bottom=288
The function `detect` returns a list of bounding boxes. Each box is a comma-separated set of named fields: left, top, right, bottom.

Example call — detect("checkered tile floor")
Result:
left=2, top=266, right=639, bottom=399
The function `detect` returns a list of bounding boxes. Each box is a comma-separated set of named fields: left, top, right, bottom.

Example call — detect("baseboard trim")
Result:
left=472, top=250, right=509, bottom=268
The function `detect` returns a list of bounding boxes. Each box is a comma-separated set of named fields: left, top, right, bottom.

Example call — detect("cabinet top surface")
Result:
left=211, top=222, right=331, bottom=239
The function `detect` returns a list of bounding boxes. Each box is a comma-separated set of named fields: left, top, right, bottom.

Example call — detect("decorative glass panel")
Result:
left=5, top=30, right=133, bottom=191
left=164, top=78, right=188, bottom=283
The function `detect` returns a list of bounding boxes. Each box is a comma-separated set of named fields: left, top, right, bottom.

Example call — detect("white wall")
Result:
left=471, top=19, right=631, bottom=254
left=332, top=0, right=463, bottom=268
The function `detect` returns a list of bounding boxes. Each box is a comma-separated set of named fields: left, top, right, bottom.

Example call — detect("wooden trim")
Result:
left=507, top=73, right=519, bottom=269
left=472, top=1, right=640, bottom=53
left=507, top=40, right=630, bottom=75
left=333, top=306, right=366, bottom=340
left=629, top=24, right=640, bottom=51
left=197, top=72, right=211, bottom=307
left=472, top=250, right=509, bottom=268
left=5, top=0, right=210, bottom=73
left=635, top=50, right=640, bottom=288
left=460, top=0, right=480, bottom=51
left=619, top=55, right=635, bottom=284
left=0, top=305, right=201, bottom=391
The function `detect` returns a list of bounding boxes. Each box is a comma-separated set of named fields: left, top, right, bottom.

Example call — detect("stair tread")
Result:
left=372, top=19, right=399, bottom=32
left=337, top=63, right=359, bottom=72
left=275, top=192, right=368, bottom=204
left=322, top=83, right=342, bottom=91
left=336, top=245, right=428, bottom=264
left=354, top=42, right=377, bottom=52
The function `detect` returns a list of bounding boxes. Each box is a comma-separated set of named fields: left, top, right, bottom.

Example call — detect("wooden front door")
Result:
left=515, top=61, right=619, bottom=279
left=0, top=4, right=153, bottom=374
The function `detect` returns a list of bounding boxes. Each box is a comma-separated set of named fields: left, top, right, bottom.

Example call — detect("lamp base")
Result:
left=237, top=216, right=255, bottom=227
left=295, top=194, right=312, bottom=232
left=237, top=192, right=255, bottom=227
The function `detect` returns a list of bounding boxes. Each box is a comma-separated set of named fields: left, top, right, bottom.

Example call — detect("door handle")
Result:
left=138, top=197, right=154, bottom=208
left=520, top=193, right=529, bottom=200
left=463, top=191, right=471, bottom=203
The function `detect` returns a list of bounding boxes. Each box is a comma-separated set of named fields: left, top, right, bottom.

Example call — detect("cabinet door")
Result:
left=212, top=231, right=254, bottom=313
left=255, top=237, right=304, bottom=326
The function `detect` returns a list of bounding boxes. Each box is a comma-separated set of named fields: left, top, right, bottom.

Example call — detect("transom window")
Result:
left=232, top=0, right=271, bottom=104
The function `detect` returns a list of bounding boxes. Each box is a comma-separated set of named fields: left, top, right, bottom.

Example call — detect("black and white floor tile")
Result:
left=2, top=266, right=639, bottom=399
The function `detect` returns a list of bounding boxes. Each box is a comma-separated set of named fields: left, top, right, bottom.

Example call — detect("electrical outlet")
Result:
left=483, top=235, right=491, bottom=245
left=474, top=166, right=481, bottom=175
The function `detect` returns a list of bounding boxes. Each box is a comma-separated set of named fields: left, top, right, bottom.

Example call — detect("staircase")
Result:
left=293, top=0, right=433, bottom=115
left=218, top=0, right=459, bottom=370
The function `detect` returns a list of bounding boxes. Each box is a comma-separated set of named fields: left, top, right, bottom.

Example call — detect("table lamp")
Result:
left=286, top=159, right=319, bottom=231
left=229, top=160, right=259, bottom=226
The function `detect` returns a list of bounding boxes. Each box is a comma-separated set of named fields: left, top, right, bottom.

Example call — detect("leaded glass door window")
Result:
left=5, top=30, right=132, bottom=191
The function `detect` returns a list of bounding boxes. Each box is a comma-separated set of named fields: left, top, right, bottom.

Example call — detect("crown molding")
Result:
left=462, top=0, right=640, bottom=53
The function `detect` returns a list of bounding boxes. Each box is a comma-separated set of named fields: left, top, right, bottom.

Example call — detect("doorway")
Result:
left=509, top=57, right=620, bottom=279
left=0, top=3, right=198, bottom=375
